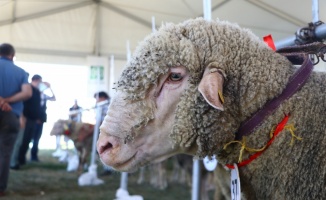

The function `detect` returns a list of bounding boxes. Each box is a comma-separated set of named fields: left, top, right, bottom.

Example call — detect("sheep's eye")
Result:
left=169, top=73, right=183, bottom=81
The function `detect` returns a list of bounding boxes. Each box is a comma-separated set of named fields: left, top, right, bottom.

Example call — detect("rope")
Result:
left=225, top=115, right=303, bottom=169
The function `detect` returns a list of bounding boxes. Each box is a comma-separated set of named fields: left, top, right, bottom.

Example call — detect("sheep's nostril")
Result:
left=98, top=142, right=113, bottom=154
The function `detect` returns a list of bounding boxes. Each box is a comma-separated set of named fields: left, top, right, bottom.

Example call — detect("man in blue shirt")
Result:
left=0, top=43, right=32, bottom=196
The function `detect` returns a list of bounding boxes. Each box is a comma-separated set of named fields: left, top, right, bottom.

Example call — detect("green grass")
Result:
left=3, top=150, right=192, bottom=200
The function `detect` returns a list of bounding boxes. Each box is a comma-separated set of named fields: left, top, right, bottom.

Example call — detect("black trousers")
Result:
left=0, top=111, right=19, bottom=192
left=18, top=118, right=36, bottom=165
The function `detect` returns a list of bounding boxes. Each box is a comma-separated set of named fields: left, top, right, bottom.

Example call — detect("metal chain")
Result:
left=295, top=21, right=325, bottom=45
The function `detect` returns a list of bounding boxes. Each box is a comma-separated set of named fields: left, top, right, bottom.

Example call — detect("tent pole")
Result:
left=191, top=2, right=212, bottom=200
left=119, top=40, right=131, bottom=191
left=95, top=3, right=101, bottom=56
left=152, top=16, right=156, bottom=33
left=11, top=0, right=17, bottom=23
left=312, top=0, right=319, bottom=23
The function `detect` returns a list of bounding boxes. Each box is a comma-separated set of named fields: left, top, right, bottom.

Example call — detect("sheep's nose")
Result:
left=97, top=137, right=113, bottom=154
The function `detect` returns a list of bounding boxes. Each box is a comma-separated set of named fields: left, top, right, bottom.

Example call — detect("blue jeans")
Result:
left=31, top=122, right=44, bottom=160
left=10, top=128, right=25, bottom=167
left=0, top=111, right=19, bottom=192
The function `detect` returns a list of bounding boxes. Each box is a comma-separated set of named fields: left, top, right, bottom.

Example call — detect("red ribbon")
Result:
left=64, top=130, right=70, bottom=136
left=226, top=115, right=289, bottom=169
left=263, top=34, right=276, bottom=51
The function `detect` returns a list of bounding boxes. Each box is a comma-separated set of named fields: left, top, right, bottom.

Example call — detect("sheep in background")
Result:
left=50, top=119, right=94, bottom=172
left=138, top=161, right=168, bottom=190
left=136, top=158, right=188, bottom=189
left=97, top=18, right=326, bottom=200
left=169, top=156, right=192, bottom=186
left=172, top=155, right=216, bottom=200
left=136, top=155, right=215, bottom=200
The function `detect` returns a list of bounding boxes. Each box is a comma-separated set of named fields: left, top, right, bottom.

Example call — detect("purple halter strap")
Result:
left=235, top=54, right=314, bottom=140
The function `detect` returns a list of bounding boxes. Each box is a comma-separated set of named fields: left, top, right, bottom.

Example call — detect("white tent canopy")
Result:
left=0, top=0, right=325, bottom=66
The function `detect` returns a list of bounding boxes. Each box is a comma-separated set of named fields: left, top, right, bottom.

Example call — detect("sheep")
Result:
left=97, top=18, right=326, bottom=200
left=50, top=119, right=94, bottom=172
left=136, top=155, right=216, bottom=200
left=137, top=161, right=168, bottom=190
left=172, top=155, right=216, bottom=200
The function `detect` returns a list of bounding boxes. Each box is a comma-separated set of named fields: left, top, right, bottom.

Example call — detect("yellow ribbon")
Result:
left=223, top=137, right=267, bottom=163
left=224, top=123, right=302, bottom=163
left=284, top=124, right=302, bottom=145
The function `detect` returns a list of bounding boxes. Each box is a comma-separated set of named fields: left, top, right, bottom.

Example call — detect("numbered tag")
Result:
left=203, top=155, right=218, bottom=171
left=230, top=163, right=241, bottom=200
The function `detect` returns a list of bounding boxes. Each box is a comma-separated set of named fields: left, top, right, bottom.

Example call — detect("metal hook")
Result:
left=312, top=54, right=320, bottom=65
left=321, top=54, right=326, bottom=62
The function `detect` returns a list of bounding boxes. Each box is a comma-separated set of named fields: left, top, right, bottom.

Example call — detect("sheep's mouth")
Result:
left=100, top=149, right=137, bottom=171
left=111, top=152, right=137, bottom=171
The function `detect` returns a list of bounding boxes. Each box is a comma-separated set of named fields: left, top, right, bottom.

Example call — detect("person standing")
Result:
left=69, top=99, right=82, bottom=122
left=94, top=91, right=111, bottom=176
left=30, top=77, right=56, bottom=162
left=0, top=43, right=32, bottom=196
left=18, top=75, right=43, bottom=165
left=94, top=91, right=110, bottom=124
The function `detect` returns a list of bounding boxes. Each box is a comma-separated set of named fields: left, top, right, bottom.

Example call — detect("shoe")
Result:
left=10, top=165, right=20, bottom=170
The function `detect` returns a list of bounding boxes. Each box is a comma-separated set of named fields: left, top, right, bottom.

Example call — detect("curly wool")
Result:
left=116, top=21, right=201, bottom=133
left=116, top=18, right=295, bottom=157
left=115, top=18, right=326, bottom=199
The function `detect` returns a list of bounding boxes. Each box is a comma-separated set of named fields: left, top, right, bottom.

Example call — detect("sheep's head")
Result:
left=97, top=18, right=289, bottom=172
left=50, top=119, right=67, bottom=136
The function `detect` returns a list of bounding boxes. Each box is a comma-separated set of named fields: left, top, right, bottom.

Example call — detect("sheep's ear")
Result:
left=198, top=63, right=225, bottom=111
